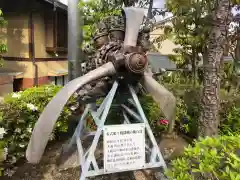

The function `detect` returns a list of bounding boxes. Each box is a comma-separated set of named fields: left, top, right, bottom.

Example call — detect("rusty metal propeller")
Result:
left=26, top=7, right=176, bottom=165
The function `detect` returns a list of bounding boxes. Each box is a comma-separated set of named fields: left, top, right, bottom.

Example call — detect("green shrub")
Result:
left=166, top=84, right=240, bottom=137
left=165, top=135, right=240, bottom=180
left=218, top=94, right=240, bottom=135
left=0, top=85, right=78, bottom=167
left=220, top=105, right=240, bottom=136
left=162, top=84, right=200, bottom=136
left=175, top=98, right=193, bottom=134
left=86, top=94, right=165, bottom=134
left=140, top=94, right=163, bottom=122
left=139, top=92, right=197, bottom=136
left=0, top=9, right=8, bottom=67
left=140, top=94, right=165, bottom=136
left=0, top=127, right=6, bottom=176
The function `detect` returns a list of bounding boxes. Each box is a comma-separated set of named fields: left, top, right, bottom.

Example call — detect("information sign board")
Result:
left=103, top=123, right=145, bottom=173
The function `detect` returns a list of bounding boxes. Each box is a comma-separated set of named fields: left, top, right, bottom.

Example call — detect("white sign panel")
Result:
left=103, top=123, right=145, bottom=173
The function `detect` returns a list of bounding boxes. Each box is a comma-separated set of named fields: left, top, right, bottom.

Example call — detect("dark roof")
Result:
left=43, top=0, right=67, bottom=10
left=153, top=16, right=174, bottom=29
left=147, top=53, right=176, bottom=73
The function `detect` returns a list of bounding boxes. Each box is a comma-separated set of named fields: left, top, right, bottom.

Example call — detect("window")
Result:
left=56, top=11, right=67, bottom=48
left=45, top=9, right=68, bottom=53
left=49, top=75, right=68, bottom=86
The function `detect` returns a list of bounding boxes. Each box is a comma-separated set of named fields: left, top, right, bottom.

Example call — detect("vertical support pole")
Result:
left=68, top=0, right=83, bottom=80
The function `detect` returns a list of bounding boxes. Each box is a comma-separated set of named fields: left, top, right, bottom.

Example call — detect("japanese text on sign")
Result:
left=103, top=123, right=145, bottom=173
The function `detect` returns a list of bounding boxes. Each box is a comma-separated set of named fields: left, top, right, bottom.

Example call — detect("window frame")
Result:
left=45, top=8, right=68, bottom=54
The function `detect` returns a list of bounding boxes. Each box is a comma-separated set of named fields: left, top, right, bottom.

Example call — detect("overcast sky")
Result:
left=59, top=0, right=68, bottom=5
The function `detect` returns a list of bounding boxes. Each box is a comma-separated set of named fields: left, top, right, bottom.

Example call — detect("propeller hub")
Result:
left=125, top=53, right=148, bottom=74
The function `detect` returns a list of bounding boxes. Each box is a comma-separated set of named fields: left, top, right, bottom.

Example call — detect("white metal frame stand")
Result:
left=64, top=81, right=166, bottom=180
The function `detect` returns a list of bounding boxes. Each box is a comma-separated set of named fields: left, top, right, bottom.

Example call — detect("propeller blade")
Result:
left=26, top=62, right=116, bottom=164
left=141, top=73, right=176, bottom=133
left=123, top=7, right=145, bottom=47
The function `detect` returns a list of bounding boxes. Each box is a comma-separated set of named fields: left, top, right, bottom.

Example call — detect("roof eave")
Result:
left=43, top=0, right=67, bottom=11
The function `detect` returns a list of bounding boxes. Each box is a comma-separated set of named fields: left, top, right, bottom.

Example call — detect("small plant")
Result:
left=165, top=135, right=240, bottom=180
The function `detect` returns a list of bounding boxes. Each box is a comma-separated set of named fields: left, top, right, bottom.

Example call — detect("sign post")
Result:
left=63, top=81, right=167, bottom=180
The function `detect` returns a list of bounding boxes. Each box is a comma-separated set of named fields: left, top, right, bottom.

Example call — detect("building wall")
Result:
left=45, top=12, right=54, bottom=48
left=34, top=12, right=52, bottom=58
left=150, top=28, right=180, bottom=55
left=36, top=60, right=68, bottom=77
left=34, top=12, right=67, bottom=59
left=1, top=9, right=68, bottom=90
left=1, top=12, right=29, bottom=58
left=3, top=60, right=67, bottom=78
left=0, top=75, right=13, bottom=96
left=22, top=76, right=49, bottom=89
left=2, top=61, right=33, bottom=78
left=3, top=60, right=68, bottom=89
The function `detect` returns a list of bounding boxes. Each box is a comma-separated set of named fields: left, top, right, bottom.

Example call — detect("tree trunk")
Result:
left=199, top=0, right=231, bottom=137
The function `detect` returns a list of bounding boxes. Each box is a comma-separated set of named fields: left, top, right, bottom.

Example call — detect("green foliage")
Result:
left=140, top=94, right=173, bottom=137
left=163, top=0, right=238, bottom=87
left=78, top=0, right=157, bottom=50
left=164, top=0, right=234, bottom=85
left=160, top=71, right=194, bottom=85
left=165, top=0, right=213, bottom=70
left=165, top=135, right=240, bottom=180
left=78, top=0, right=122, bottom=47
left=0, top=127, right=5, bottom=176
left=0, top=9, right=8, bottom=175
left=140, top=94, right=163, bottom=122
left=175, top=98, right=194, bottom=134
left=0, top=85, right=78, bottom=167
left=0, top=9, right=8, bottom=67
left=220, top=62, right=240, bottom=92
left=164, top=82, right=240, bottom=137
left=220, top=105, right=240, bottom=136
left=140, top=94, right=165, bottom=135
